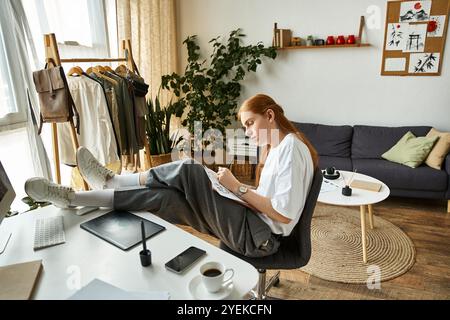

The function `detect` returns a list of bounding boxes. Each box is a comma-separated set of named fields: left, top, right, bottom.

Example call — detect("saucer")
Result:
left=188, top=275, right=234, bottom=300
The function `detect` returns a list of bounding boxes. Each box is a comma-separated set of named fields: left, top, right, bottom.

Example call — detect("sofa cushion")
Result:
left=318, top=156, right=353, bottom=172
left=381, top=131, right=439, bottom=168
left=425, top=128, right=450, bottom=170
left=352, top=125, right=432, bottom=159
left=293, top=122, right=353, bottom=157
left=352, top=158, right=447, bottom=192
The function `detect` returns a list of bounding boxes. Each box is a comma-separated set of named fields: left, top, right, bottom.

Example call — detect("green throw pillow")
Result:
left=382, top=131, right=439, bottom=168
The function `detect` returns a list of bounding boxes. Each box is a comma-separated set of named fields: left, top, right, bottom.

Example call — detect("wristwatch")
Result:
left=236, top=185, right=248, bottom=198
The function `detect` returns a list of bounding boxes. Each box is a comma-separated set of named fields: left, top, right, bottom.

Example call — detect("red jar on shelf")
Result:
left=347, top=35, right=356, bottom=44
left=326, top=36, right=335, bottom=45
left=336, top=35, right=346, bottom=45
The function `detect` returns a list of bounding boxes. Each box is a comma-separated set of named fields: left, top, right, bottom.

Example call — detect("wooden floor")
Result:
left=178, top=196, right=450, bottom=300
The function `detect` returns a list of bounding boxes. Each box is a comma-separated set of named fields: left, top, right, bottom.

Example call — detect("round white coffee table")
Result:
left=318, top=170, right=390, bottom=263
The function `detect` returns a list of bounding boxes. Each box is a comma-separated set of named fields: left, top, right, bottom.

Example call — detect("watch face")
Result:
left=239, top=186, right=247, bottom=193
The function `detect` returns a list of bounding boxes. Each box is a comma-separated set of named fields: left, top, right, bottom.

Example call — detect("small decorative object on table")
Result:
left=323, top=167, right=340, bottom=180
left=306, top=35, right=314, bottom=46
left=341, top=169, right=357, bottom=197
left=342, top=185, right=352, bottom=196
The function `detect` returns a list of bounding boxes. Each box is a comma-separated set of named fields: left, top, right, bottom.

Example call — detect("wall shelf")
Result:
left=274, top=16, right=370, bottom=51
left=278, top=43, right=371, bottom=50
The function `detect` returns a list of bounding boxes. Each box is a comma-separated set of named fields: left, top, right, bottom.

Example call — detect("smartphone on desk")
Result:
left=165, top=246, right=206, bottom=274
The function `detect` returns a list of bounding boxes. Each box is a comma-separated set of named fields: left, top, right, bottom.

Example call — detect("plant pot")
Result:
left=149, top=153, right=173, bottom=167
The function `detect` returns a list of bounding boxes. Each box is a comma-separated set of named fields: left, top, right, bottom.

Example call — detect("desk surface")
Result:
left=0, top=206, right=258, bottom=300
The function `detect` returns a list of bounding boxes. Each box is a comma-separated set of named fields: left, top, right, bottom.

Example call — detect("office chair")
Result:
left=220, top=168, right=323, bottom=299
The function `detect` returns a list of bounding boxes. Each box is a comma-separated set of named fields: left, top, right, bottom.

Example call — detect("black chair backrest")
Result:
left=289, top=167, right=322, bottom=264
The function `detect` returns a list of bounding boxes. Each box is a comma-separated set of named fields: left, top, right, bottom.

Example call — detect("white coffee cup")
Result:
left=200, top=261, right=234, bottom=293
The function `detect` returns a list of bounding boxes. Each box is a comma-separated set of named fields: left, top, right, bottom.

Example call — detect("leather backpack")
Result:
left=32, top=65, right=79, bottom=134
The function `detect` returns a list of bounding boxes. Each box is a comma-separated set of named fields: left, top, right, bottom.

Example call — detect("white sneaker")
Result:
left=25, top=177, right=74, bottom=208
left=76, top=147, right=115, bottom=190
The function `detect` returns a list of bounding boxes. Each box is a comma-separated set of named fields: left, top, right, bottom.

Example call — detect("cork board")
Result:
left=381, top=0, right=450, bottom=76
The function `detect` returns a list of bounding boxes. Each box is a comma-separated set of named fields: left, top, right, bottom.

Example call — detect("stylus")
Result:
left=141, top=220, right=147, bottom=252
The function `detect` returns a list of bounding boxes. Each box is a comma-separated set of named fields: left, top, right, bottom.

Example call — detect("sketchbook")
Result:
left=203, top=166, right=251, bottom=208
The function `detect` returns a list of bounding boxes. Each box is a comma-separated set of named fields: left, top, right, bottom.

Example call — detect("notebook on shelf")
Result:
left=350, top=179, right=382, bottom=192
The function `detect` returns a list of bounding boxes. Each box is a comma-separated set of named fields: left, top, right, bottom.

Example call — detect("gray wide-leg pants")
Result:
left=114, top=158, right=280, bottom=257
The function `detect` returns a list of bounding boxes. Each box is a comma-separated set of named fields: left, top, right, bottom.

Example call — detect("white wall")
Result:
left=176, top=0, right=450, bottom=131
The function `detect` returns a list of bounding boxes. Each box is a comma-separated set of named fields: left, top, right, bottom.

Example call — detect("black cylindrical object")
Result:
left=342, top=186, right=352, bottom=196
left=140, top=249, right=152, bottom=267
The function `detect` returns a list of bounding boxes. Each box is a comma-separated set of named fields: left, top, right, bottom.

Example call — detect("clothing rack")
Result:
left=43, top=33, right=152, bottom=189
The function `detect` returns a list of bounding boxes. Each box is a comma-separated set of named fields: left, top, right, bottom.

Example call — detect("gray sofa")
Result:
left=293, top=122, right=450, bottom=208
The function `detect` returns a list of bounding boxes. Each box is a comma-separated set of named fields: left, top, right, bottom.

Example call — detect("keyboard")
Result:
left=34, top=216, right=66, bottom=250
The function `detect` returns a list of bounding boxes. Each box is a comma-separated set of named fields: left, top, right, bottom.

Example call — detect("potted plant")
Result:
left=162, top=29, right=277, bottom=139
left=145, top=94, right=182, bottom=167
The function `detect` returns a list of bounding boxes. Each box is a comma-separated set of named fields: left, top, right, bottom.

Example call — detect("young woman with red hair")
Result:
left=25, top=94, right=318, bottom=257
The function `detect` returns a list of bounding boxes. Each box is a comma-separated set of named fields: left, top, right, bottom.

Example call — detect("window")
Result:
left=23, top=0, right=118, bottom=70
left=40, top=0, right=94, bottom=47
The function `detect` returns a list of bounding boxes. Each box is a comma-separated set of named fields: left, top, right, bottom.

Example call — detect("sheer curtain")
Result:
left=0, top=0, right=52, bottom=180
left=116, top=0, right=179, bottom=105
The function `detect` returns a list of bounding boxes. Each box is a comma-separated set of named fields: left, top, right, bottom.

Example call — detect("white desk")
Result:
left=0, top=206, right=258, bottom=300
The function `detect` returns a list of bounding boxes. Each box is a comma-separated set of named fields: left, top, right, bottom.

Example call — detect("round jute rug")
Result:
left=301, top=206, right=416, bottom=284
